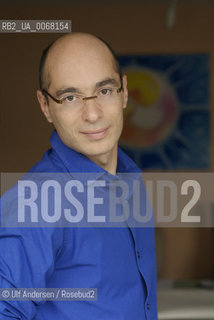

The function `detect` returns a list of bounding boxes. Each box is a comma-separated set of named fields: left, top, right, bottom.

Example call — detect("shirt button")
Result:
left=147, top=303, right=150, bottom=310
left=137, top=251, right=140, bottom=259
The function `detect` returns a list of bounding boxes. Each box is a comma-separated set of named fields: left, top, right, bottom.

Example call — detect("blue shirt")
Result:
left=0, top=130, right=157, bottom=319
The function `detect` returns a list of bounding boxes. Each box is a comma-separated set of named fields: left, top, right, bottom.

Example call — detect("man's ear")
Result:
left=122, top=74, right=128, bottom=109
left=37, top=90, right=53, bottom=123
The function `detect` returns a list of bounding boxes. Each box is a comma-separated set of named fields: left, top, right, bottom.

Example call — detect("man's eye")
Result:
left=63, top=95, right=76, bottom=102
left=100, top=88, right=112, bottom=95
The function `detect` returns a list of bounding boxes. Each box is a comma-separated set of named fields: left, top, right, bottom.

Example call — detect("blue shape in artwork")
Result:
left=119, top=54, right=210, bottom=170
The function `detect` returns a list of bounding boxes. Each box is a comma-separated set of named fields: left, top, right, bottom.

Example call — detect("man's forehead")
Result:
left=47, top=33, right=113, bottom=66
left=45, top=37, right=117, bottom=89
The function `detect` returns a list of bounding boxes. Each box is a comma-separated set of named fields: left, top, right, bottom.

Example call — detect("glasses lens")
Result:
left=62, top=95, right=82, bottom=108
left=97, top=88, right=120, bottom=105
left=61, top=87, right=121, bottom=107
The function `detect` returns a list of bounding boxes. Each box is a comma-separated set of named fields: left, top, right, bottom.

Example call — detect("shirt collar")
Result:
left=50, top=130, right=141, bottom=180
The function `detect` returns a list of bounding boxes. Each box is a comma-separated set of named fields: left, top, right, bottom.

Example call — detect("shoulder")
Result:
left=29, top=148, right=67, bottom=173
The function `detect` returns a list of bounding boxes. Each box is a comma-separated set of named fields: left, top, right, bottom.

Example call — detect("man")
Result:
left=0, top=32, right=157, bottom=319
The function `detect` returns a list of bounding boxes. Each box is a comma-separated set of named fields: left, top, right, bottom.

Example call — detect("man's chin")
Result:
left=83, top=144, right=117, bottom=161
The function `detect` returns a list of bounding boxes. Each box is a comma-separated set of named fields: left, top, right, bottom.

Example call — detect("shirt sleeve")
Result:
left=0, top=188, right=65, bottom=320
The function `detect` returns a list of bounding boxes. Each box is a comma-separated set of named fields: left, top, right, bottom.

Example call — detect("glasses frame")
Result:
left=42, top=86, right=123, bottom=105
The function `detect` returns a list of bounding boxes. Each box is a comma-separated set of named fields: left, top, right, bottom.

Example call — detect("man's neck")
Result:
left=87, top=147, right=118, bottom=175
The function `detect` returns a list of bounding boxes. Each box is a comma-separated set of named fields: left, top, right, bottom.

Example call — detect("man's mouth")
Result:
left=81, top=127, right=109, bottom=140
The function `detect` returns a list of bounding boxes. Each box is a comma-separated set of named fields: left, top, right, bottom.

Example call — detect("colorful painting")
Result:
left=119, top=54, right=210, bottom=170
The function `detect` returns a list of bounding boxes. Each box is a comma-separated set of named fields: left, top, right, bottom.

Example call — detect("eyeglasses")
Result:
left=42, top=86, right=123, bottom=108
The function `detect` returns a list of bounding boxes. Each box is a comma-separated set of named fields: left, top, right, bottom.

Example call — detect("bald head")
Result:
left=39, top=32, right=122, bottom=92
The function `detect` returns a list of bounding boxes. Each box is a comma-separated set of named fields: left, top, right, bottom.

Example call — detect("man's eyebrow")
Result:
left=55, top=87, right=79, bottom=97
left=55, top=78, right=119, bottom=97
left=95, top=78, right=119, bottom=89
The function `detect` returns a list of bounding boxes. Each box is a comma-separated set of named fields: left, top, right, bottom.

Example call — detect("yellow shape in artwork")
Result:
left=127, top=71, right=160, bottom=107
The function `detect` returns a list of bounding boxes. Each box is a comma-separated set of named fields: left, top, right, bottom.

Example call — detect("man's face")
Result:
left=38, top=39, right=128, bottom=165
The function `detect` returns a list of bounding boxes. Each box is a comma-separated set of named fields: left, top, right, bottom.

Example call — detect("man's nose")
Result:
left=81, top=99, right=103, bottom=123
